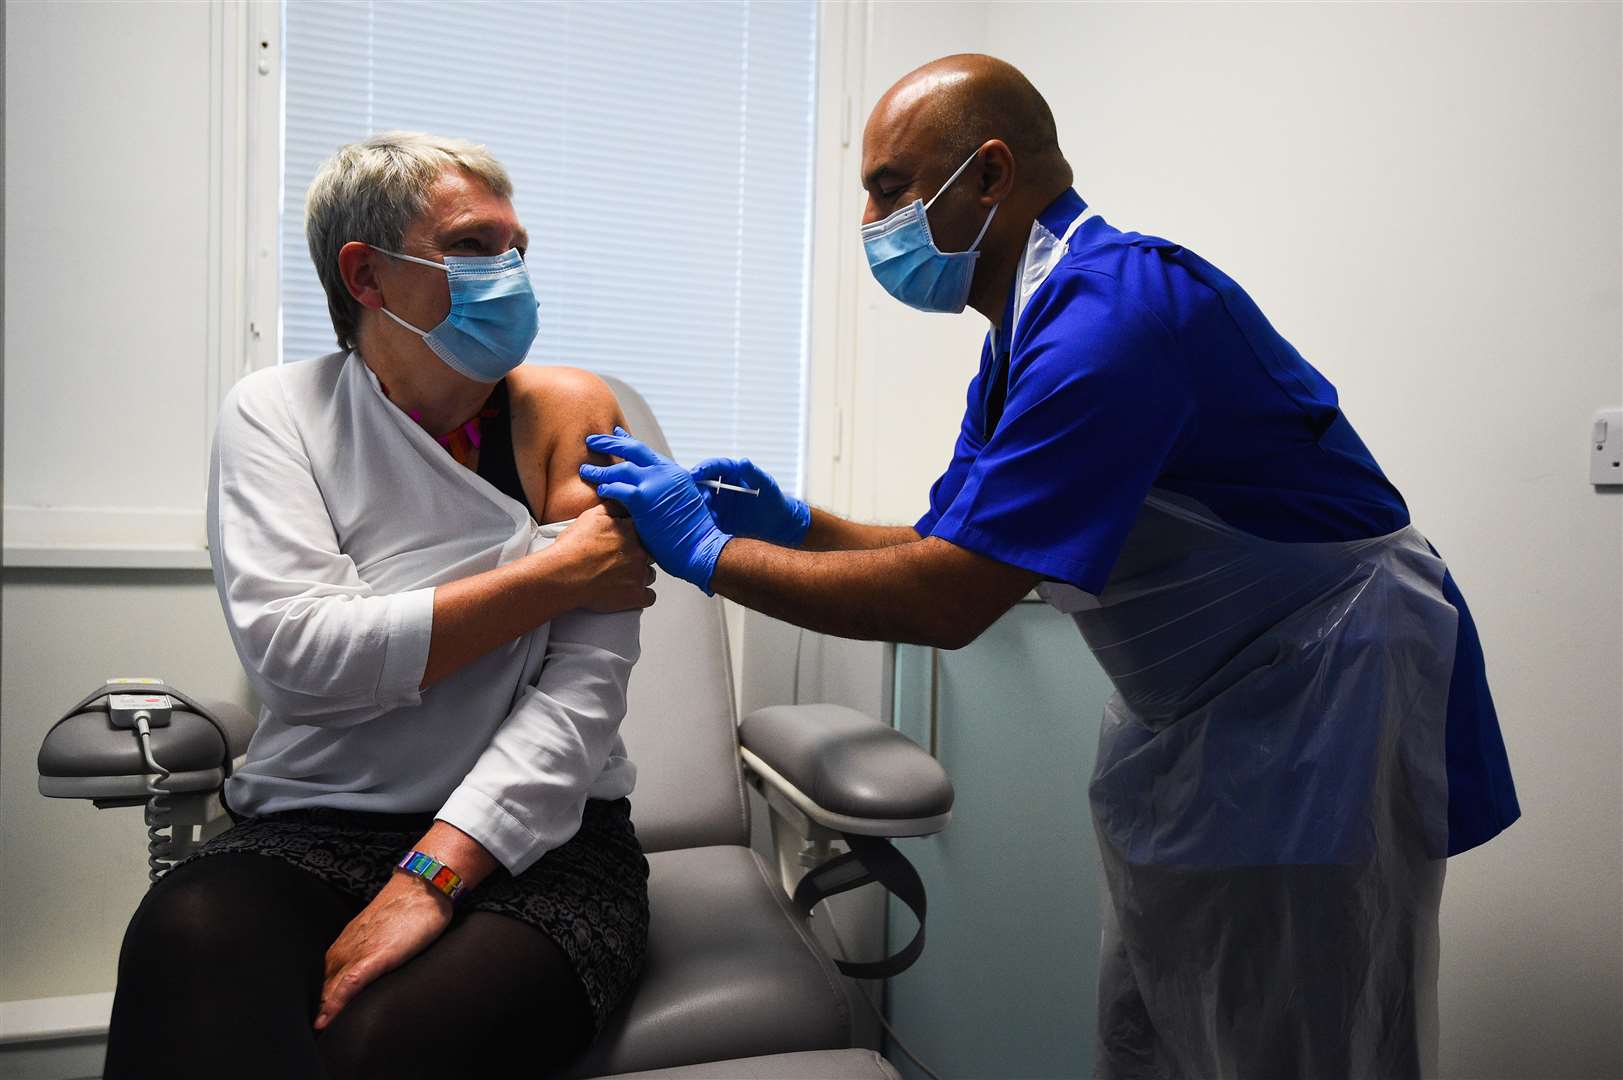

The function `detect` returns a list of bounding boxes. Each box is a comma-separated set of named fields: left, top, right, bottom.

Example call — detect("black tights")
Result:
left=104, top=852, right=595, bottom=1080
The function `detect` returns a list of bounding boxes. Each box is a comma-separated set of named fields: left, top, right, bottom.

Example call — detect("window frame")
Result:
left=273, top=0, right=829, bottom=499
left=2, top=0, right=860, bottom=568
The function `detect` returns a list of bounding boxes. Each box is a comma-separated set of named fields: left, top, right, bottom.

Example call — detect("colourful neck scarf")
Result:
left=378, top=378, right=500, bottom=470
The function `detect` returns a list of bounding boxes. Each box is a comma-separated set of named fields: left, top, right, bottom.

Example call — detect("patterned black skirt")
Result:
left=176, top=797, right=650, bottom=1031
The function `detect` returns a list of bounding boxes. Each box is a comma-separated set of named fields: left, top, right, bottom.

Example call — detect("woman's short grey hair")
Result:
left=305, top=131, right=514, bottom=351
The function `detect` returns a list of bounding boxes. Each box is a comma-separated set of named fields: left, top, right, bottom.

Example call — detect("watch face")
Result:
left=398, top=851, right=461, bottom=900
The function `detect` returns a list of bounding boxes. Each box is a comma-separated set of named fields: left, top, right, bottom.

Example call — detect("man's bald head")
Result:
left=860, top=55, right=1073, bottom=321
left=867, top=54, right=1065, bottom=181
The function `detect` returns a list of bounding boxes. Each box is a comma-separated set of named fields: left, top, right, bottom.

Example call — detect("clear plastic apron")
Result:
left=1039, top=490, right=1453, bottom=1080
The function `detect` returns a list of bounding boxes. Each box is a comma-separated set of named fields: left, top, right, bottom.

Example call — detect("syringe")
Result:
left=698, top=479, right=761, bottom=497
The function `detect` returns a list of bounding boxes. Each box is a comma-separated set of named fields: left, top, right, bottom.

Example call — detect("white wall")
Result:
left=834, top=2, right=1621, bottom=1077
left=1, top=0, right=272, bottom=566
left=802, top=0, right=1000, bottom=526
left=3, top=0, right=209, bottom=529
left=1, top=0, right=251, bottom=1005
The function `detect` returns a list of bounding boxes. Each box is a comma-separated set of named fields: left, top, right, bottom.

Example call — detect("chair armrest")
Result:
left=197, top=697, right=257, bottom=761
left=37, top=694, right=256, bottom=802
left=739, top=704, right=952, bottom=838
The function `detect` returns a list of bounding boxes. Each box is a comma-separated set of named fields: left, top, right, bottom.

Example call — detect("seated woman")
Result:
left=104, top=132, right=656, bottom=1080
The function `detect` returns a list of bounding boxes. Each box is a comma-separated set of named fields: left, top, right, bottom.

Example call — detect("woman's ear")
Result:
left=337, top=241, right=386, bottom=311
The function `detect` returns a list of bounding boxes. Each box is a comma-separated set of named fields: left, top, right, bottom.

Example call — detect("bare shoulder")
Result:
left=509, top=365, right=622, bottom=432
left=507, top=365, right=627, bottom=523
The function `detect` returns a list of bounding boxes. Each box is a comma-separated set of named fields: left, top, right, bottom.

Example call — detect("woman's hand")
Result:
left=315, top=872, right=453, bottom=1030
left=551, top=502, right=657, bottom=613
left=315, top=821, right=497, bottom=1030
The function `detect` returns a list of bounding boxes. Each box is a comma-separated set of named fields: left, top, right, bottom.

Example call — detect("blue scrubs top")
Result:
left=917, top=189, right=1519, bottom=856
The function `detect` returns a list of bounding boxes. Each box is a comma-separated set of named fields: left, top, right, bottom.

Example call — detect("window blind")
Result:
left=282, top=0, right=817, bottom=492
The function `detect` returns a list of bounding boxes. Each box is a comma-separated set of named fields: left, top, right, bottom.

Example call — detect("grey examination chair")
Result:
left=38, top=375, right=954, bottom=1080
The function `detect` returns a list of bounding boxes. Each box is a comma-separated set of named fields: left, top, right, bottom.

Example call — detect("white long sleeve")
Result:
left=209, top=368, right=434, bottom=727
left=436, top=607, right=641, bottom=874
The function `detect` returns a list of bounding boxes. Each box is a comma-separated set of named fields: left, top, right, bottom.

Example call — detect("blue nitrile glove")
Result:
left=690, top=457, right=811, bottom=547
left=580, top=427, right=731, bottom=594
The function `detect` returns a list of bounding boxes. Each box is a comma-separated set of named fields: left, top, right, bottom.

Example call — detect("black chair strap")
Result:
left=792, top=833, right=927, bottom=980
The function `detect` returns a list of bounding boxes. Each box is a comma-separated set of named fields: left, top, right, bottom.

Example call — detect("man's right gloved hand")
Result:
left=690, top=457, right=811, bottom=547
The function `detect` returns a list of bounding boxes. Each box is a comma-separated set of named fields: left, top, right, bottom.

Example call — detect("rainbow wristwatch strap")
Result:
left=396, top=850, right=465, bottom=903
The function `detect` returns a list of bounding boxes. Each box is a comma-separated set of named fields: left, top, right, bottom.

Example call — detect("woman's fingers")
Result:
left=311, top=877, right=451, bottom=1031
left=568, top=492, right=661, bottom=613
left=315, top=956, right=378, bottom=1030
left=612, top=523, right=651, bottom=561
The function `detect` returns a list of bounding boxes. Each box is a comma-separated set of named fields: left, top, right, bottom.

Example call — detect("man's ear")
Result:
left=978, top=139, right=1017, bottom=205
left=337, top=241, right=385, bottom=311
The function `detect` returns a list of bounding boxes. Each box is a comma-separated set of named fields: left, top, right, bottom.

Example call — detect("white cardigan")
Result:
left=208, top=350, right=637, bottom=874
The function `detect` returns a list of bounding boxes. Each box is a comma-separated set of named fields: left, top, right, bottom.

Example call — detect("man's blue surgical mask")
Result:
left=373, top=246, right=539, bottom=383
left=862, top=148, right=998, bottom=314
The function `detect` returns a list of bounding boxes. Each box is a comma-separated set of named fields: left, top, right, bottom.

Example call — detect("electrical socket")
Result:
left=1592, top=408, right=1623, bottom=487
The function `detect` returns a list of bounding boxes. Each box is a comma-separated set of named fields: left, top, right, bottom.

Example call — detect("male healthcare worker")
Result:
left=581, top=54, right=1520, bottom=1079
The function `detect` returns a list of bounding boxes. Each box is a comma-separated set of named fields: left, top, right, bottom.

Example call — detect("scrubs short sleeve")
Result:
left=926, top=270, right=1196, bottom=593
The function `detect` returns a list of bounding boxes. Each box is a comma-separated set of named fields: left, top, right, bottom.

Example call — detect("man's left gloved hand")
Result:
left=690, top=457, right=810, bottom=547
left=580, top=427, right=731, bottom=595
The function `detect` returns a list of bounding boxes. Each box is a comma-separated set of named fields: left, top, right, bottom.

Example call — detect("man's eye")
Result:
left=879, top=188, right=902, bottom=200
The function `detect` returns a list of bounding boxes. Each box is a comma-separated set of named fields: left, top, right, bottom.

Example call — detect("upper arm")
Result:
left=508, top=365, right=628, bottom=524
left=211, top=374, right=358, bottom=599
left=209, top=374, right=432, bottom=721
left=914, top=536, right=1041, bottom=648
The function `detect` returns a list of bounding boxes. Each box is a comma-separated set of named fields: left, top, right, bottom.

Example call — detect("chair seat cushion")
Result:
left=588, top=1049, right=901, bottom=1080
left=563, top=845, right=853, bottom=1077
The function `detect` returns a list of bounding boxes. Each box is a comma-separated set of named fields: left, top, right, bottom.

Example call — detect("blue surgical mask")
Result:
left=373, top=247, right=539, bottom=383
left=862, top=148, right=999, bottom=314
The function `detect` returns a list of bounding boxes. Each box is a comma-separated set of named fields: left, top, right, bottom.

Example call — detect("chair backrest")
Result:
left=600, top=376, right=750, bottom=853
